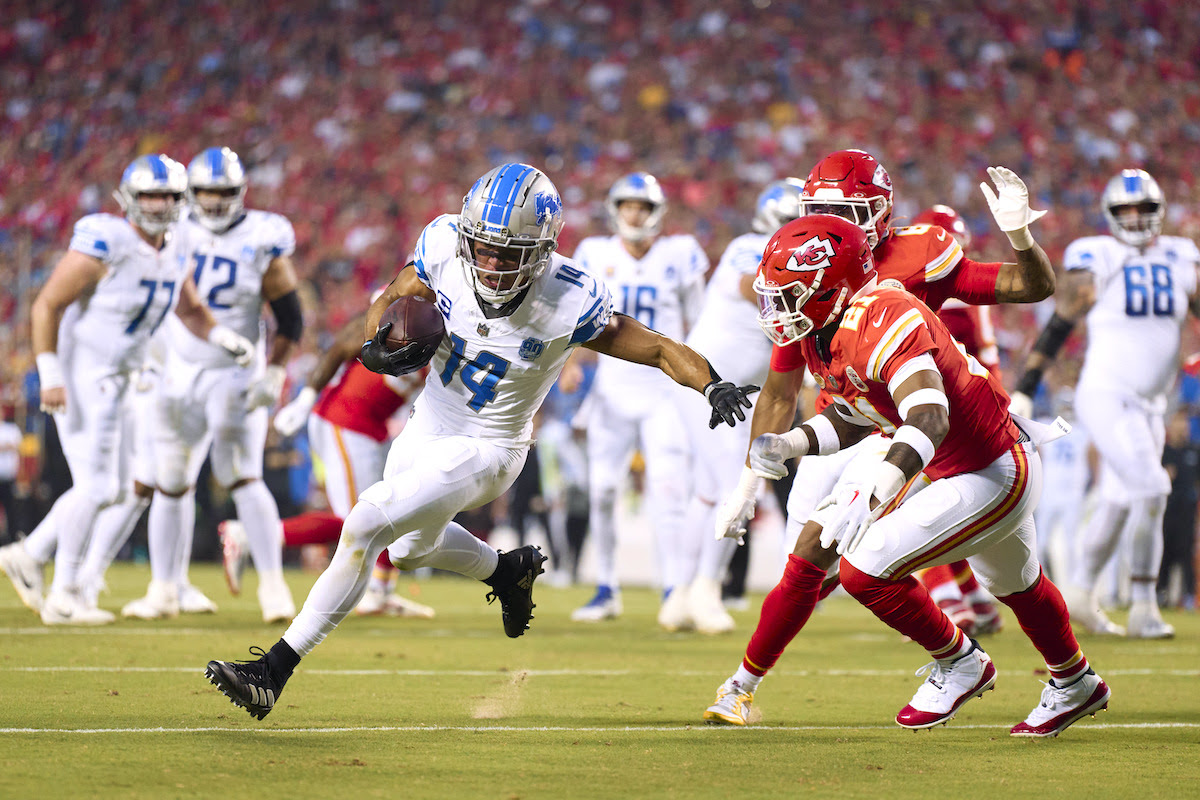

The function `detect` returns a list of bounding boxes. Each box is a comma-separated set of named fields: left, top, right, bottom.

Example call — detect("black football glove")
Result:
left=359, top=323, right=437, bottom=377
left=705, top=380, right=759, bottom=429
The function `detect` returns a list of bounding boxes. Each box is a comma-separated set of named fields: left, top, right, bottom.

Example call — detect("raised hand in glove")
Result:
left=980, top=166, right=1047, bottom=249
left=705, top=381, right=759, bottom=429
left=359, top=323, right=435, bottom=377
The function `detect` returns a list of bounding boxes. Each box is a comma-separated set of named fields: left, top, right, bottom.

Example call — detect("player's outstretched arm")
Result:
left=582, top=312, right=756, bottom=427
left=248, top=255, right=304, bottom=411
left=175, top=279, right=255, bottom=367
left=32, top=249, right=106, bottom=413
left=1010, top=269, right=1096, bottom=414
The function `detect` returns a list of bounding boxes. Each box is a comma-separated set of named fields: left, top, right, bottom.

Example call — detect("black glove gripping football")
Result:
left=704, top=380, right=759, bottom=429
left=360, top=323, right=438, bottom=377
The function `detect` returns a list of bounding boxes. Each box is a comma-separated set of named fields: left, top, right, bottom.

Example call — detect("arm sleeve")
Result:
left=928, top=257, right=1004, bottom=307
left=769, top=342, right=808, bottom=374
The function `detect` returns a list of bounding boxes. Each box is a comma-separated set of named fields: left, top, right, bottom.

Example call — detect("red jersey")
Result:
left=798, top=286, right=1019, bottom=480
left=312, top=360, right=425, bottom=442
left=771, top=224, right=1004, bottom=396
left=937, top=301, right=1000, bottom=375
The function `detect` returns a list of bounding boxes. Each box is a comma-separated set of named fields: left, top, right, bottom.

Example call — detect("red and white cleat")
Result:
left=896, top=643, right=997, bottom=729
left=1010, top=669, right=1110, bottom=737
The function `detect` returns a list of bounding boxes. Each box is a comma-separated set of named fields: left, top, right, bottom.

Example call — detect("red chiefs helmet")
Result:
left=754, top=214, right=876, bottom=345
left=799, top=150, right=893, bottom=248
left=913, top=204, right=972, bottom=250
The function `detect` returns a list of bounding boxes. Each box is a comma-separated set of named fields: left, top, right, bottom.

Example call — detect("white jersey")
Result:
left=1069, top=234, right=1200, bottom=401
left=686, top=231, right=771, bottom=387
left=62, top=213, right=190, bottom=373
left=166, top=209, right=296, bottom=368
left=575, top=233, right=708, bottom=414
left=410, top=214, right=613, bottom=443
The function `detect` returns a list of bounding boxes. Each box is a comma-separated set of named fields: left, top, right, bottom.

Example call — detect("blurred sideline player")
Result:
left=204, top=163, right=757, bottom=720
left=249, top=306, right=434, bottom=618
left=909, top=204, right=1004, bottom=637
left=0, top=154, right=253, bottom=624
left=674, top=178, right=805, bottom=634
left=705, top=151, right=1059, bottom=723
left=124, top=147, right=302, bottom=622
left=709, top=214, right=1108, bottom=736
left=1011, top=168, right=1198, bottom=639
left=1031, top=368, right=1091, bottom=581
left=570, top=172, right=710, bottom=628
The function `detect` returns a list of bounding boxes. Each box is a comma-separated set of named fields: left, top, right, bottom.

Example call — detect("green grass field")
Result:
left=2, top=563, right=1197, bottom=799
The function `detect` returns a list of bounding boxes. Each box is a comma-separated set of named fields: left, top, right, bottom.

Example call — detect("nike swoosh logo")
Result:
left=872, top=315, right=885, bottom=328
left=936, top=229, right=946, bottom=241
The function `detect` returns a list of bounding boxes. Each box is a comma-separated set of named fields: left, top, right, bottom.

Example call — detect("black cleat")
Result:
left=205, top=647, right=287, bottom=720
left=485, top=545, right=548, bottom=638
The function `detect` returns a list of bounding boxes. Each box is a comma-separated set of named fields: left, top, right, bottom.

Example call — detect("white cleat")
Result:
left=356, top=586, right=389, bottom=616
left=219, top=520, right=249, bottom=596
left=896, top=642, right=997, bottom=729
left=1010, top=669, right=1111, bottom=737
left=121, top=579, right=180, bottom=620
left=0, top=541, right=45, bottom=613
left=703, top=678, right=756, bottom=726
left=386, top=593, right=436, bottom=619
left=658, top=585, right=695, bottom=632
left=258, top=570, right=296, bottom=623
left=1126, top=602, right=1174, bottom=639
left=1061, top=582, right=1126, bottom=636
left=178, top=583, right=219, bottom=614
left=689, top=577, right=736, bottom=635
left=41, top=589, right=115, bottom=626
left=570, top=586, right=623, bottom=622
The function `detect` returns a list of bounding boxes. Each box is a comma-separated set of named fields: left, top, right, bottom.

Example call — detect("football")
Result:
left=378, top=295, right=446, bottom=355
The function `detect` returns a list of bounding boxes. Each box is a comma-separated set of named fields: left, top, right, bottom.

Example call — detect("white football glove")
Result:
left=715, top=468, right=761, bottom=544
left=246, top=365, right=287, bottom=411
left=748, top=433, right=792, bottom=480
left=980, top=166, right=1047, bottom=249
left=208, top=325, right=255, bottom=368
left=274, top=385, right=318, bottom=436
left=815, top=485, right=882, bottom=556
left=1008, top=390, right=1034, bottom=420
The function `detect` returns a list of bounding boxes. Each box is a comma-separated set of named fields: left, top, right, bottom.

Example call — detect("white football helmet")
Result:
left=606, top=172, right=667, bottom=243
left=186, top=147, right=248, bottom=232
left=751, top=178, right=805, bottom=234
left=458, top=163, right=564, bottom=305
left=113, top=154, right=187, bottom=236
left=1102, top=169, right=1165, bottom=247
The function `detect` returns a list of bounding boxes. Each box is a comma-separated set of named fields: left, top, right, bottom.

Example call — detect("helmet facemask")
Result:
left=114, top=154, right=188, bottom=237
left=1102, top=169, right=1166, bottom=248
left=754, top=270, right=847, bottom=346
left=186, top=147, right=248, bottom=232
left=457, top=227, right=555, bottom=305
left=605, top=172, right=667, bottom=243
left=799, top=191, right=890, bottom=248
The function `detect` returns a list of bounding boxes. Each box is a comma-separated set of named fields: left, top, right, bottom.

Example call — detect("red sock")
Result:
left=997, top=571, right=1088, bottom=683
left=953, top=561, right=981, bottom=594
left=281, top=510, right=344, bottom=547
left=841, top=559, right=962, bottom=658
left=375, top=549, right=396, bottom=571
left=743, top=556, right=827, bottom=676
left=917, top=563, right=957, bottom=593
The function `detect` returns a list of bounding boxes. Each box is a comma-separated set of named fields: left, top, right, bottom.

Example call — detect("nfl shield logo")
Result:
left=519, top=337, right=545, bottom=361
left=477, top=322, right=490, bottom=337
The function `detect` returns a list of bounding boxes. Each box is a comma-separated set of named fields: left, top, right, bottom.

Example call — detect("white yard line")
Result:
left=1, top=666, right=1197, bottom=677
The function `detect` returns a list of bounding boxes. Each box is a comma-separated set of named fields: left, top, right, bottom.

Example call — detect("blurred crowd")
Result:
left=3, top=1, right=1200, bottom=585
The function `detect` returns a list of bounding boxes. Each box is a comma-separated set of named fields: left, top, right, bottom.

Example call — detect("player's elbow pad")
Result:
left=269, top=290, right=304, bottom=342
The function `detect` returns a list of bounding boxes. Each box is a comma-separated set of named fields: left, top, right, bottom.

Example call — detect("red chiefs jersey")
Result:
left=798, top=286, right=1019, bottom=480
left=312, top=360, right=425, bottom=442
left=772, top=223, right=1003, bottom=388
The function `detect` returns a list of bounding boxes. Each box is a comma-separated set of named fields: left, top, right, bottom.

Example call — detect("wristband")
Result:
left=892, top=424, right=936, bottom=467
left=799, top=413, right=840, bottom=455
left=734, top=466, right=761, bottom=501
left=36, top=352, right=64, bottom=390
left=1005, top=226, right=1035, bottom=251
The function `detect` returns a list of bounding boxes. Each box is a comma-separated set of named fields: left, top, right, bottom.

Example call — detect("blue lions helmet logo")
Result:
left=519, top=337, right=546, bottom=361
left=535, top=191, right=562, bottom=227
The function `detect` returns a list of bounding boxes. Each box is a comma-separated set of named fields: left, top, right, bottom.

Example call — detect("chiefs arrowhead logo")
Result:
left=785, top=235, right=836, bottom=271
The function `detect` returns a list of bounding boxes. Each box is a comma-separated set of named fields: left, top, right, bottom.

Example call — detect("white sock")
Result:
left=23, top=490, right=68, bottom=564
left=148, top=493, right=187, bottom=584
left=173, top=489, right=197, bottom=585
left=589, top=485, right=620, bottom=589
left=733, top=665, right=763, bottom=693
left=1072, top=501, right=1129, bottom=590
left=78, top=493, right=150, bottom=588
left=928, top=580, right=964, bottom=605
left=49, top=491, right=105, bottom=593
left=232, top=480, right=284, bottom=574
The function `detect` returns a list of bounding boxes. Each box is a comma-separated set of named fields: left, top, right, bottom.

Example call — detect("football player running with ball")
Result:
left=710, top=214, right=1109, bottom=736
left=205, top=163, right=757, bottom=720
